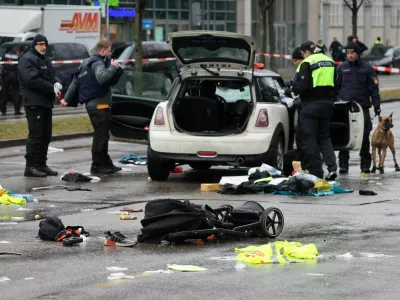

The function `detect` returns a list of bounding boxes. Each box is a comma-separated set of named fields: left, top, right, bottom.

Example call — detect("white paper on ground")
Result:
left=11, top=217, right=24, bottom=221
left=0, top=241, right=10, bottom=243
left=219, top=176, right=249, bottom=186
left=337, top=253, right=354, bottom=258
left=209, top=256, right=236, bottom=261
left=0, top=222, right=18, bottom=225
left=235, top=263, right=246, bottom=269
left=24, top=277, right=35, bottom=280
left=360, top=252, right=393, bottom=258
left=0, top=276, right=10, bottom=282
left=108, top=273, right=135, bottom=280
left=107, top=267, right=128, bottom=271
left=47, top=147, right=64, bottom=154
left=17, top=207, right=32, bottom=211
left=307, top=273, right=324, bottom=276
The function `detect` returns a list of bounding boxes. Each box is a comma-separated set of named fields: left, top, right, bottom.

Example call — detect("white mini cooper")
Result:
left=146, top=31, right=364, bottom=181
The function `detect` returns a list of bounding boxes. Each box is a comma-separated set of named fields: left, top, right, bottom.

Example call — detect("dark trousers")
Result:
left=87, top=108, right=113, bottom=167
left=300, top=101, right=337, bottom=178
left=25, top=106, right=52, bottom=168
left=339, top=107, right=372, bottom=171
left=1, top=76, right=21, bottom=114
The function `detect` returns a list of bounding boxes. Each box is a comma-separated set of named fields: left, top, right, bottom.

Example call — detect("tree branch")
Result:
left=356, top=0, right=365, bottom=11
left=343, top=0, right=352, bottom=10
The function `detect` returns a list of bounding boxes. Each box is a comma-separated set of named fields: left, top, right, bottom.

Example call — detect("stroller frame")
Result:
left=164, top=201, right=284, bottom=242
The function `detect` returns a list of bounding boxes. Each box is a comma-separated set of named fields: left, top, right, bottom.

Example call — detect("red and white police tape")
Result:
left=1, top=54, right=399, bottom=74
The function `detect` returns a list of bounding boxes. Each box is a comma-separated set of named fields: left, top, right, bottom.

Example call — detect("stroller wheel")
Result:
left=260, top=207, right=284, bottom=238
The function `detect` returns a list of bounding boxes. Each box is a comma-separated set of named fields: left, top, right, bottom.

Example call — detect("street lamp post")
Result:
left=105, top=0, right=110, bottom=40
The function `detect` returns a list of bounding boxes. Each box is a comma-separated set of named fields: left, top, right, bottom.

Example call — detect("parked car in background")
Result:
left=0, top=41, right=89, bottom=106
left=362, top=45, right=400, bottom=73
left=113, top=41, right=181, bottom=96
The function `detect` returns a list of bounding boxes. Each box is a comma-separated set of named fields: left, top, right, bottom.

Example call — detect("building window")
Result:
left=155, top=0, right=166, bottom=9
left=372, top=0, right=383, bottom=27
left=391, top=0, right=400, bottom=27
left=168, top=0, right=178, bottom=9
left=329, top=0, right=343, bottom=26
left=226, top=0, right=235, bottom=11
left=180, top=0, right=189, bottom=10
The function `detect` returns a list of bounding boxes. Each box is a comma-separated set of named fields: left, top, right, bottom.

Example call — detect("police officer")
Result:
left=292, top=41, right=337, bottom=180
left=336, top=42, right=381, bottom=174
left=60, top=40, right=123, bottom=174
left=18, top=34, right=61, bottom=177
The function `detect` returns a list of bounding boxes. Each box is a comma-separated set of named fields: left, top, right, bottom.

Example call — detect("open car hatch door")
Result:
left=168, top=31, right=256, bottom=70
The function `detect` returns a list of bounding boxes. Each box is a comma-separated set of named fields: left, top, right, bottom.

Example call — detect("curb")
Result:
left=0, top=132, right=93, bottom=149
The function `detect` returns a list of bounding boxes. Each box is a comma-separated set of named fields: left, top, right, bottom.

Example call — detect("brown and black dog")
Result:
left=371, top=113, right=400, bottom=174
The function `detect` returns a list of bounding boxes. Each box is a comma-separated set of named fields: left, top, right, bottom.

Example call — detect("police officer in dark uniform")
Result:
left=60, top=40, right=123, bottom=174
left=336, top=42, right=381, bottom=174
left=292, top=41, right=337, bottom=180
left=18, top=34, right=61, bottom=177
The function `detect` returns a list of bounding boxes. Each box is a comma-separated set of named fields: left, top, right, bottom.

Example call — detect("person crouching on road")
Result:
left=60, top=40, right=124, bottom=175
left=335, top=42, right=381, bottom=174
left=292, top=41, right=337, bottom=181
left=18, top=34, right=61, bottom=177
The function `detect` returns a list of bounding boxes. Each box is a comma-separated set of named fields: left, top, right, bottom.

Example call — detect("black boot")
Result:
left=40, top=165, right=58, bottom=176
left=24, top=167, right=47, bottom=177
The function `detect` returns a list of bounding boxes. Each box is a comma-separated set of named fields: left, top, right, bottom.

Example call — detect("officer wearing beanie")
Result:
left=292, top=41, right=337, bottom=180
left=18, top=34, right=62, bottom=177
left=336, top=42, right=381, bottom=174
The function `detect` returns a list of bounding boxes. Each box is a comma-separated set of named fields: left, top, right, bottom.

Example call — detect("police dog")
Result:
left=371, top=113, right=400, bottom=174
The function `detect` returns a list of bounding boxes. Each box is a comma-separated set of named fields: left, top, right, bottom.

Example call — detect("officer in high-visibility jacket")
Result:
left=292, top=41, right=337, bottom=180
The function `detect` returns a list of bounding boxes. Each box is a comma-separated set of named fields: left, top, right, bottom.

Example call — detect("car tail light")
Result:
left=154, top=107, right=165, bottom=126
left=255, top=109, right=269, bottom=127
left=197, top=151, right=217, bottom=157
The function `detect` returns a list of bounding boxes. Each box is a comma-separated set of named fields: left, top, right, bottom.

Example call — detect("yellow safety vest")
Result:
left=374, top=40, right=383, bottom=45
left=301, top=53, right=335, bottom=88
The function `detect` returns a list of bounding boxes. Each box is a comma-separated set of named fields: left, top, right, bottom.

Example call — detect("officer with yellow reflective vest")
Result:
left=292, top=41, right=337, bottom=181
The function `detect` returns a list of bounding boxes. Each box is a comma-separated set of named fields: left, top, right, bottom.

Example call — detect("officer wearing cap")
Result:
left=335, top=42, right=381, bottom=174
left=18, top=34, right=62, bottom=177
left=292, top=41, right=337, bottom=180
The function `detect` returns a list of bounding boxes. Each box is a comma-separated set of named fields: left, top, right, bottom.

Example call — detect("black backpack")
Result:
left=38, top=217, right=65, bottom=241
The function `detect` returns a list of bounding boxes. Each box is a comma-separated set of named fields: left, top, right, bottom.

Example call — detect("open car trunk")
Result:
left=171, top=78, right=253, bottom=136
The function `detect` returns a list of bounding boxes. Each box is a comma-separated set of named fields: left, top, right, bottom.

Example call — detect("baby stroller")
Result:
left=137, top=199, right=284, bottom=243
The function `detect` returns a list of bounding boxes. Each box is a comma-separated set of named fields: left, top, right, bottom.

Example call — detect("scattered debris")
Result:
left=0, top=252, right=22, bottom=256
left=17, top=208, right=32, bottom=211
left=120, top=207, right=143, bottom=213
left=360, top=253, right=393, bottom=258
left=359, top=190, right=378, bottom=196
left=81, top=209, right=94, bottom=212
left=219, top=176, right=249, bottom=186
left=307, top=273, right=324, bottom=276
left=10, top=217, right=24, bottom=221
left=24, top=277, right=35, bottom=280
left=108, top=273, right=135, bottom=280
left=234, top=263, right=246, bottom=269
left=337, top=253, right=354, bottom=259
left=0, top=241, right=10, bottom=243
left=209, top=256, right=236, bottom=261
left=120, top=213, right=137, bottom=220
left=0, top=276, right=10, bottom=282
left=119, top=153, right=147, bottom=165
left=0, top=222, right=18, bottom=225
left=167, top=265, right=208, bottom=272
left=171, top=166, right=183, bottom=173
left=107, top=267, right=128, bottom=271
left=201, top=183, right=221, bottom=192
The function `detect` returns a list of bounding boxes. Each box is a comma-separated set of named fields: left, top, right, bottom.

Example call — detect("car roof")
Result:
left=180, top=68, right=281, bottom=78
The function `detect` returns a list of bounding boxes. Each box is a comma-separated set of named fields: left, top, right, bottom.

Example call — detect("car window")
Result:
left=216, top=86, right=251, bottom=103
left=118, top=45, right=133, bottom=60
left=53, top=43, right=88, bottom=60
left=46, top=45, right=56, bottom=61
left=272, top=77, right=289, bottom=98
left=256, top=77, right=280, bottom=102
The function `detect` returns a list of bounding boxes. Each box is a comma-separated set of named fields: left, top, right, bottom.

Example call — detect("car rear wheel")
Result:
left=269, top=137, right=284, bottom=170
left=189, top=163, right=212, bottom=170
left=147, top=147, right=172, bottom=181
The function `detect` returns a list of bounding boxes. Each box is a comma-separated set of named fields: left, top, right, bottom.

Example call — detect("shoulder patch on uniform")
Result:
left=373, top=77, right=379, bottom=85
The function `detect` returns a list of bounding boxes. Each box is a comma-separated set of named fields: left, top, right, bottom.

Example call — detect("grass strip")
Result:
left=0, top=116, right=93, bottom=140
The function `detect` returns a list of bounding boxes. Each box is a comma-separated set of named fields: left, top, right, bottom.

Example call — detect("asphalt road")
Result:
left=1, top=103, right=400, bottom=299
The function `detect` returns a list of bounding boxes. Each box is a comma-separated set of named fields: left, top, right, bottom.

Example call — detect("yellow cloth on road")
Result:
left=235, top=241, right=318, bottom=264
left=0, top=194, right=26, bottom=206
left=314, top=179, right=332, bottom=191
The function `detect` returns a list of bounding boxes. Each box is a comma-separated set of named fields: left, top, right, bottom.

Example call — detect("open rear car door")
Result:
left=330, top=101, right=364, bottom=151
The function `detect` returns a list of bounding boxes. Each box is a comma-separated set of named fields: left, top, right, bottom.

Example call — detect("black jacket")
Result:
left=291, top=54, right=336, bottom=102
left=18, top=48, right=55, bottom=108
left=336, top=59, right=380, bottom=108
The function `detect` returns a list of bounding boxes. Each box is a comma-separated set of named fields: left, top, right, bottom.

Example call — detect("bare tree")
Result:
left=258, top=0, right=276, bottom=70
left=134, top=0, right=146, bottom=96
left=343, top=0, right=365, bottom=37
